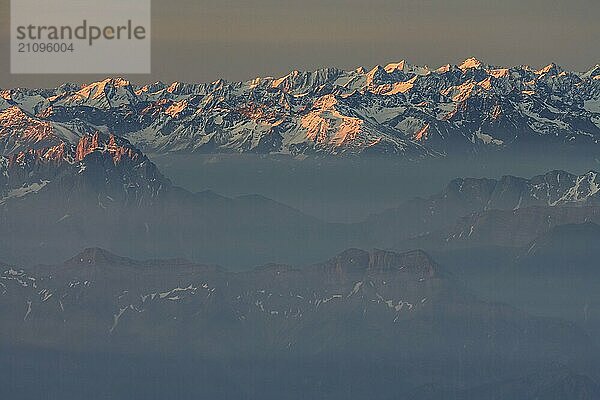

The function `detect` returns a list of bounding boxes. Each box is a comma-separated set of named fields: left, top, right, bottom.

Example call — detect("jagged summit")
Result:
left=384, top=60, right=407, bottom=73
left=459, top=57, right=484, bottom=70
left=75, top=132, right=144, bottom=164
left=0, top=127, right=170, bottom=209
left=536, top=62, right=563, bottom=76
left=443, top=170, right=600, bottom=208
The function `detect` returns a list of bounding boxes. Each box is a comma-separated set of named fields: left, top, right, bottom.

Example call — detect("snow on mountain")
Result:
left=0, top=246, right=584, bottom=361
left=410, top=170, right=600, bottom=248
left=0, top=106, right=101, bottom=155
left=364, top=169, right=600, bottom=248
left=0, top=130, right=168, bottom=206
left=1, top=58, right=599, bottom=157
left=1, top=245, right=597, bottom=399
left=459, top=57, right=484, bottom=70
left=448, top=170, right=600, bottom=208
left=55, top=78, right=139, bottom=109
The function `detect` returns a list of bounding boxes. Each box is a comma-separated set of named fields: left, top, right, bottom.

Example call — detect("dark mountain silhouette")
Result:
left=1, top=247, right=597, bottom=399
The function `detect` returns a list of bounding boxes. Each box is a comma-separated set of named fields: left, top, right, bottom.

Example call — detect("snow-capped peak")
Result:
left=583, top=64, right=600, bottom=79
left=384, top=60, right=407, bottom=73
left=459, top=57, right=484, bottom=70
left=536, top=62, right=562, bottom=76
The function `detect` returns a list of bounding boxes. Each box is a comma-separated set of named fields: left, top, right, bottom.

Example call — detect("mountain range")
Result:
left=2, top=63, right=600, bottom=398
left=0, top=131, right=340, bottom=266
left=1, top=58, right=600, bottom=157
left=1, top=246, right=597, bottom=399
left=361, top=169, right=600, bottom=249
left=1, top=128, right=599, bottom=267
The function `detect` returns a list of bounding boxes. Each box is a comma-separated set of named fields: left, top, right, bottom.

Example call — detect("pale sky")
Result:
left=1, top=0, right=598, bottom=88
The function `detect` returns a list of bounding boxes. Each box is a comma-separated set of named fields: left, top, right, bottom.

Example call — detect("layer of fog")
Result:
left=151, top=150, right=600, bottom=223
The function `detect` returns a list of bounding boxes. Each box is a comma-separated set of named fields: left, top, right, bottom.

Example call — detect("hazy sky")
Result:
left=1, top=0, right=598, bottom=88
